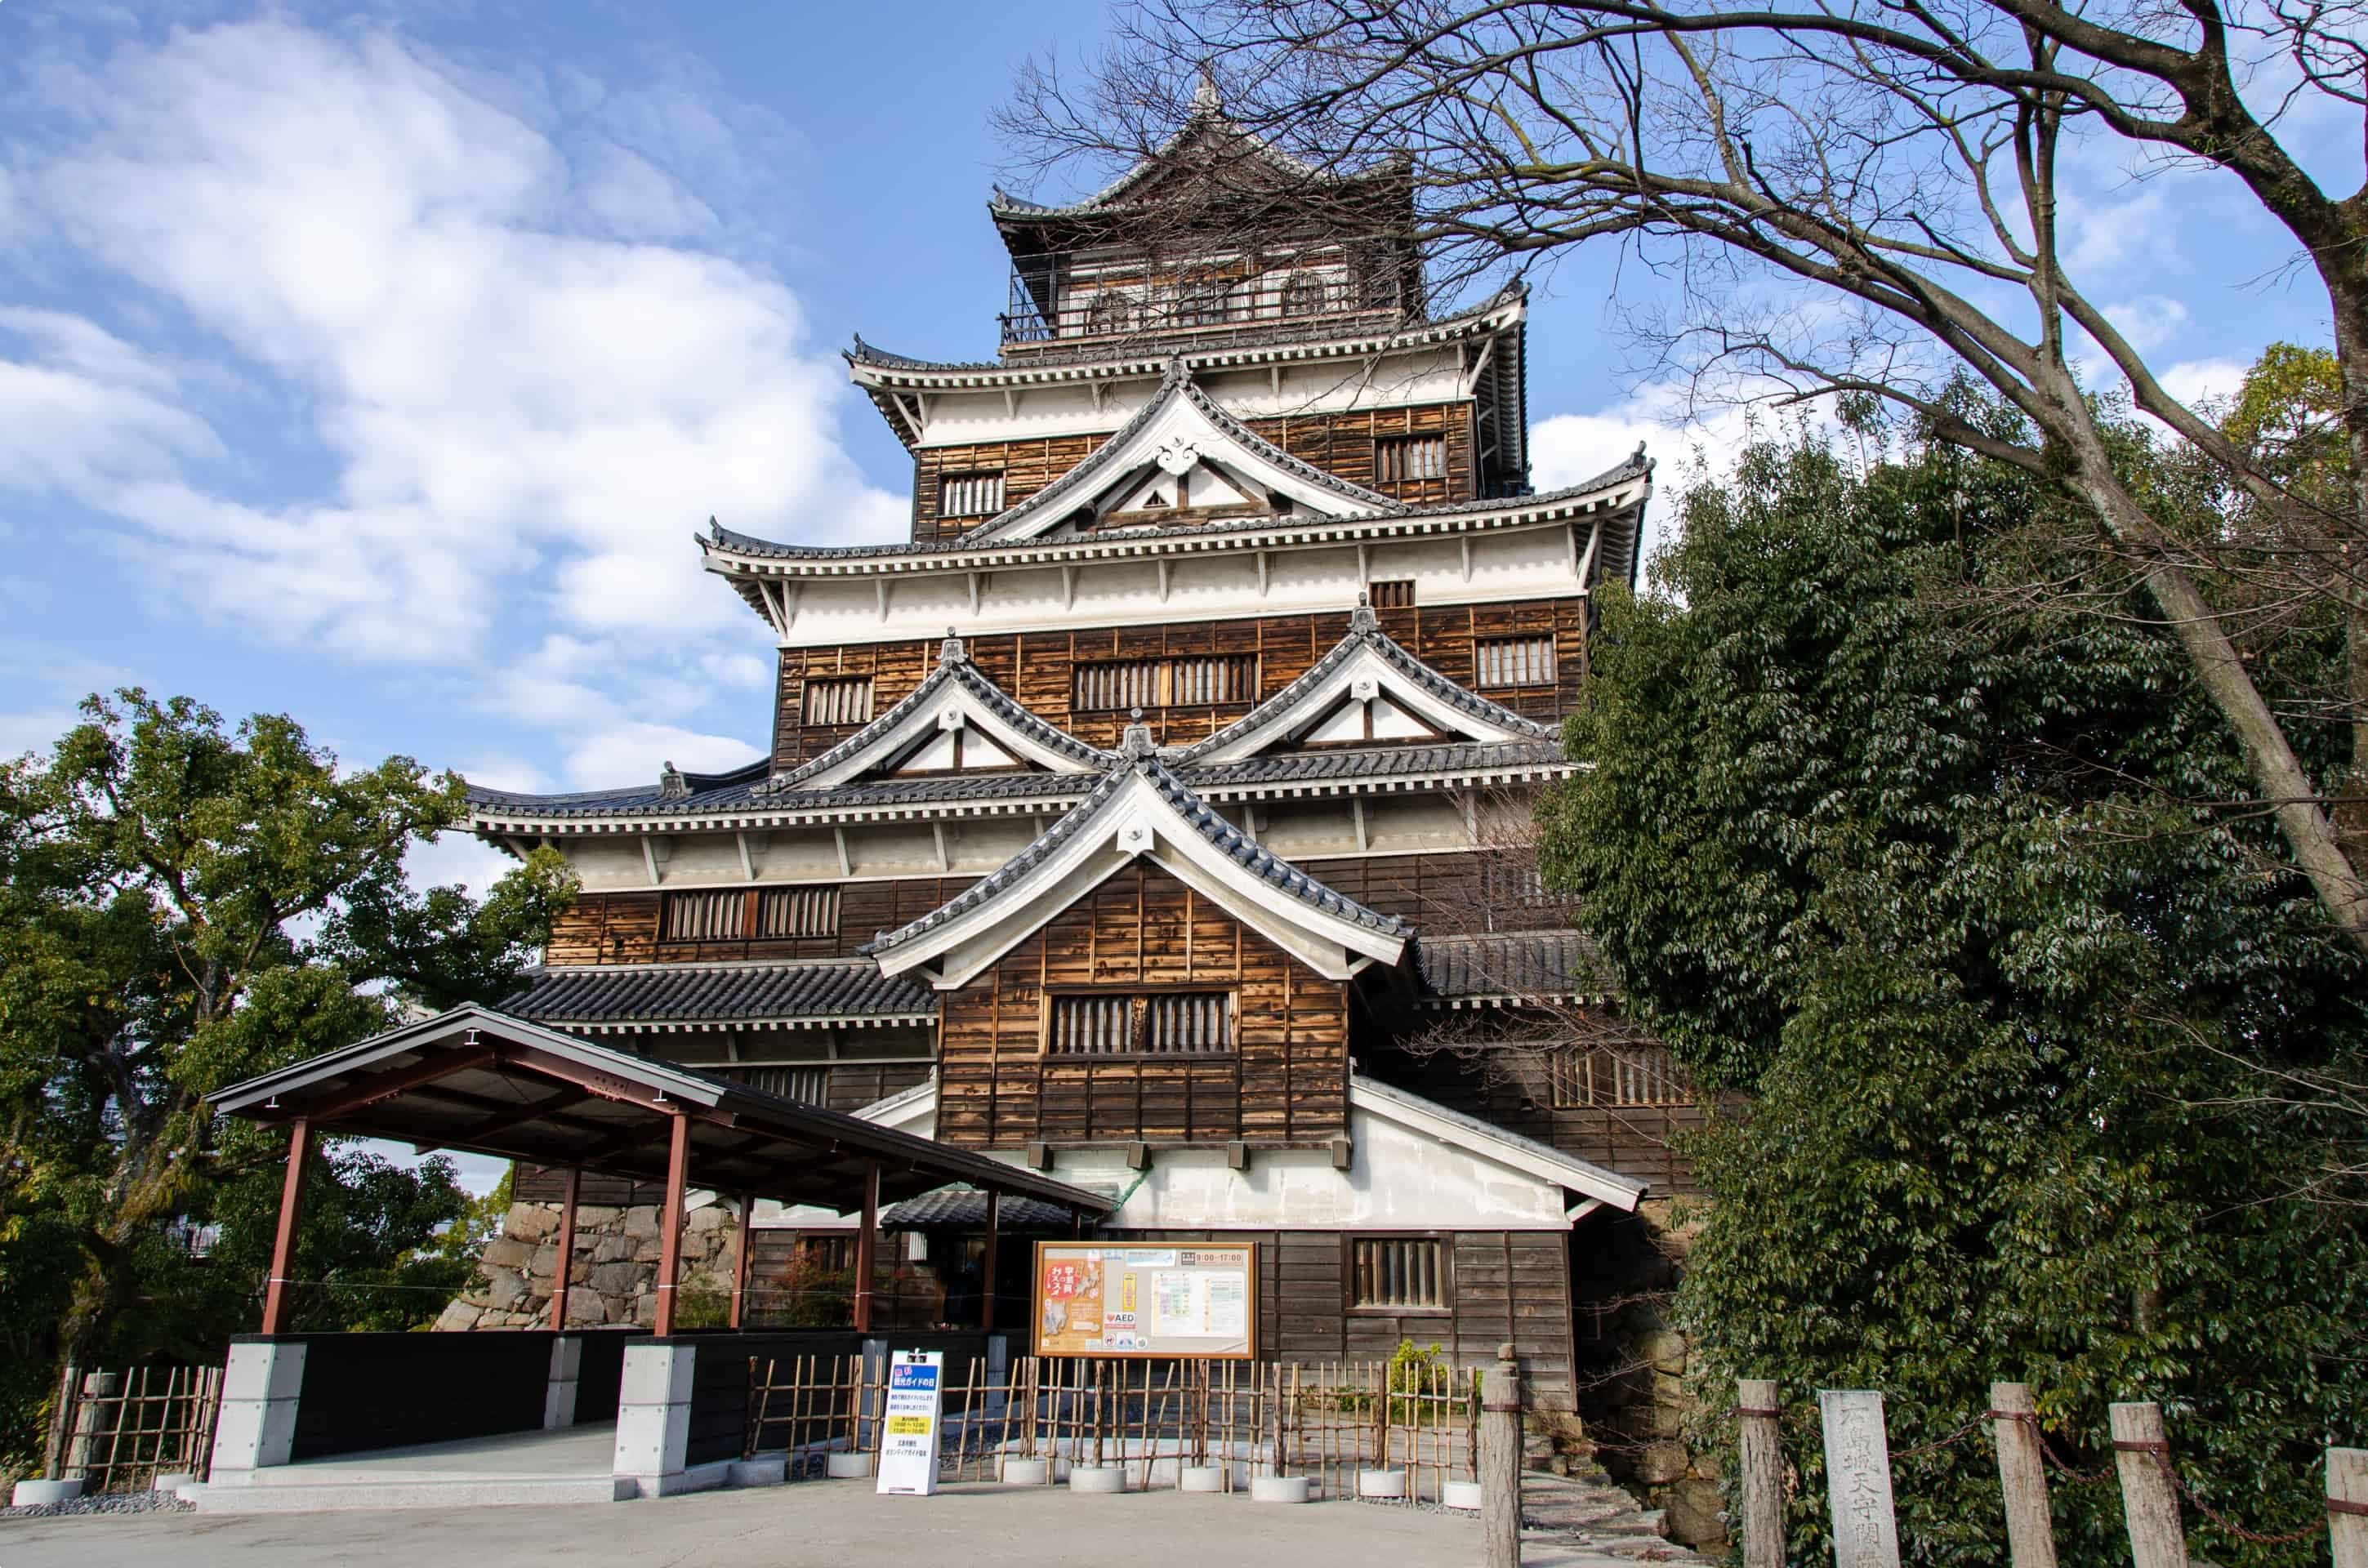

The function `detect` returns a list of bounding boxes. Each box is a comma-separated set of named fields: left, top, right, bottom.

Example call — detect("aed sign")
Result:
left=875, top=1350, right=943, bottom=1496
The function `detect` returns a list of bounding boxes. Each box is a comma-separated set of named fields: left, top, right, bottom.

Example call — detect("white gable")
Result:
left=968, top=374, right=1395, bottom=543
left=791, top=676, right=1101, bottom=791
left=1184, top=639, right=1541, bottom=764
left=871, top=767, right=1405, bottom=989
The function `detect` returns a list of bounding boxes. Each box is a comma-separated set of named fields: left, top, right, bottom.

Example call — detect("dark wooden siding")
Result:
left=1295, top=853, right=1579, bottom=936
left=545, top=880, right=974, bottom=966
left=1365, top=1045, right=1712, bottom=1196
left=775, top=599, right=1586, bottom=768
left=1105, top=1227, right=1576, bottom=1407
left=908, top=401, right=1476, bottom=541
left=936, top=865, right=1349, bottom=1149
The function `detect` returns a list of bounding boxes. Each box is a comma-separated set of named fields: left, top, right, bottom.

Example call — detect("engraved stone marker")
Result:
left=1819, top=1390, right=1902, bottom=1568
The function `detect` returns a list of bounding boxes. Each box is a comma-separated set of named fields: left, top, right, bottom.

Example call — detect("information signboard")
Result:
left=1032, top=1241, right=1257, bottom=1359
left=875, top=1350, right=943, bottom=1496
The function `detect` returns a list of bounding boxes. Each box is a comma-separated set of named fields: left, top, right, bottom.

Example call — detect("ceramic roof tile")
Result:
left=1413, top=931, right=1607, bottom=1000
left=502, top=962, right=937, bottom=1025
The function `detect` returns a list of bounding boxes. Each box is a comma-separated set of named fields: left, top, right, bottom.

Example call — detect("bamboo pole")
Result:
left=2110, top=1403, right=2189, bottom=1568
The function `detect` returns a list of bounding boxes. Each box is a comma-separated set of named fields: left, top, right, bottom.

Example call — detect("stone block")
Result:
left=593, top=1235, right=635, bottom=1263
left=1637, top=1441, right=1692, bottom=1485
left=481, top=1266, right=529, bottom=1309
left=480, top=1236, right=532, bottom=1270
left=531, top=1244, right=558, bottom=1277
left=576, top=1205, right=621, bottom=1226
left=435, top=1300, right=484, bottom=1332
left=590, top=1261, right=643, bottom=1297
left=688, top=1205, right=729, bottom=1232
left=504, top=1205, right=556, bottom=1243
left=1634, top=1329, right=1688, bottom=1375
left=622, top=1206, right=660, bottom=1238
left=1666, top=1476, right=1727, bottom=1547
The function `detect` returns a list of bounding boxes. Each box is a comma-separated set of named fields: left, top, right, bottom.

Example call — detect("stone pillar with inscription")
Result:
left=1818, top=1389, right=1902, bottom=1568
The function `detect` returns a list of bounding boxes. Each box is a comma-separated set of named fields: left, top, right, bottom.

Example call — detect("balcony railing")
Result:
left=1001, top=264, right=1407, bottom=350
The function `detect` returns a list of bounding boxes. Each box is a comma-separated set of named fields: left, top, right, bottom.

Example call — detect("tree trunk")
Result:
left=2072, top=461, right=2368, bottom=959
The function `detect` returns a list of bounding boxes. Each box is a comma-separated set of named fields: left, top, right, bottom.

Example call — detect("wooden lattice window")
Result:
left=797, top=1234, right=856, bottom=1271
left=1177, top=278, right=1232, bottom=327
left=803, top=676, right=874, bottom=726
left=939, top=471, right=1006, bottom=518
left=1474, top=634, right=1555, bottom=689
left=661, top=889, right=744, bottom=943
left=1074, top=655, right=1257, bottom=711
left=1548, top=1046, right=1691, bottom=1108
left=1046, top=991, right=1234, bottom=1056
left=1282, top=274, right=1328, bottom=317
left=1351, top=1238, right=1446, bottom=1309
left=756, top=885, right=840, bottom=938
left=1374, top=434, right=1447, bottom=484
left=737, top=1064, right=828, bottom=1103
left=1367, top=579, right=1416, bottom=609
left=661, top=886, right=839, bottom=945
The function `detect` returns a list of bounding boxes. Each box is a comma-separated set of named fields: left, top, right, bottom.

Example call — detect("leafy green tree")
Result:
left=1541, top=390, right=2366, bottom=1567
left=0, top=691, right=574, bottom=1468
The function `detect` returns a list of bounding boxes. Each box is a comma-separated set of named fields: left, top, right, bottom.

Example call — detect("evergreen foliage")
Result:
left=0, top=692, right=575, bottom=1472
left=1540, top=388, right=2366, bottom=1568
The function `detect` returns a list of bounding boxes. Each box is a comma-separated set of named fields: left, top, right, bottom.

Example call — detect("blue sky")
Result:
left=2, top=0, right=2355, bottom=916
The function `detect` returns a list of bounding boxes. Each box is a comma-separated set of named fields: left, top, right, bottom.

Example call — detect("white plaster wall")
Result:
left=897, top=345, right=1474, bottom=451
left=763, top=1094, right=1572, bottom=1234
left=771, top=523, right=1588, bottom=648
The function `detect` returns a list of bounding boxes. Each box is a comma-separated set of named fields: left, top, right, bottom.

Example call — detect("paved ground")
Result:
left=0, top=1485, right=1487, bottom=1568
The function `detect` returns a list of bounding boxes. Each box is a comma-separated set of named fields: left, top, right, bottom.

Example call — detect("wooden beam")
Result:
left=282, top=1047, right=498, bottom=1122
left=448, top=1086, right=595, bottom=1146
left=549, top=1165, right=581, bottom=1330
left=729, top=1192, right=756, bottom=1330
left=259, top=1119, right=314, bottom=1335
left=736, top=832, right=756, bottom=882
left=641, top=835, right=660, bottom=886
left=652, top=1112, right=690, bottom=1336
left=853, top=1161, right=881, bottom=1334
left=833, top=827, right=853, bottom=878
left=980, top=1189, right=1001, bottom=1334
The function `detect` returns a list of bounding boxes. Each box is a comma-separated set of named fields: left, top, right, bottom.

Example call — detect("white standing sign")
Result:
left=876, top=1350, right=943, bottom=1497
left=1818, top=1389, right=1902, bottom=1568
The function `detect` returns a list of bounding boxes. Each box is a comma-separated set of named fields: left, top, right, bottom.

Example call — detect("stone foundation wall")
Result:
left=1572, top=1200, right=1724, bottom=1548
left=435, top=1198, right=740, bottom=1332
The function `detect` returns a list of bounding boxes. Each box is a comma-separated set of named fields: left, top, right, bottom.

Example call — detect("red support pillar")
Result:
left=260, top=1119, right=314, bottom=1335
left=729, top=1192, right=755, bottom=1330
left=980, top=1189, right=1001, bottom=1334
left=853, top=1162, right=881, bottom=1334
left=548, top=1165, right=581, bottom=1331
left=652, top=1114, right=690, bottom=1336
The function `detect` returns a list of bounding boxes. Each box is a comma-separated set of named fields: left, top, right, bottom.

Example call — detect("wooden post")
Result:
left=2110, top=1403, right=2189, bottom=1568
left=854, top=1161, right=880, bottom=1334
left=259, top=1118, right=314, bottom=1335
left=1479, top=1342, right=1523, bottom=1568
left=651, top=1113, right=690, bottom=1336
left=42, top=1362, right=79, bottom=1481
left=979, top=1188, right=1002, bottom=1334
left=2329, top=1448, right=2366, bottom=1568
left=548, top=1165, right=581, bottom=1331
left=729, top=1192, right=755, bottom=1330
left=1991, top=1384, right=2058, bottom=1568
left=1736, top=1379, right=1785, bottom=1568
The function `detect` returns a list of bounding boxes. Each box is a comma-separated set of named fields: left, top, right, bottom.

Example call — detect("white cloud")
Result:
left=2160, top=356, right=2250, bottom=411
left=2098, top=296, right=2192, bottom=355
left=561, top=722, right=763, bottom=790
left=1532, top=379, right=1779, bottom=577
left=2, top=20, right=902, bottom=783
left=402, top=828, right=519, bottom=901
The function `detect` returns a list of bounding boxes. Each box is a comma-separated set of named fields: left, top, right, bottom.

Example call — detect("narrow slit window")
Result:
left=1374, top=434, right=1447, bottom=485
left=1351, top=1238, right=1445, bottom=1309
left=1474, top=635, right=1555, bottom=689
left=802, top=676, right=875, bottom=726
left=737, top=1064, right=828, bottom=1103
left=939, top=471, right=1006, bottom=518
left=1046, top=991, right=1234, bottom=1056
left=1367, top=579, right=1416, bottom=609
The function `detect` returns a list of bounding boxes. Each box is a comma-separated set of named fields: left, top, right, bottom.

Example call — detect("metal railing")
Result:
left=1001, top=264, right=1407, bottom=349
left=747, top=1352, right=1478, bottom=1499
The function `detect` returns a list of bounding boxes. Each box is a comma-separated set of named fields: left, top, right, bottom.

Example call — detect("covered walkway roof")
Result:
left=211, top=1004, right=1109, bottom=1217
